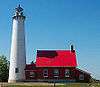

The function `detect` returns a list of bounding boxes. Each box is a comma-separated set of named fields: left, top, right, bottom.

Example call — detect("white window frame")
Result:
left=65, top=69, right=70, bottom=77
left=43, top=69, right=48, bottom=77
left=29, top=72, right=35, bottom=77
left=79, top=74, right=84, bottom=80
left=53, top=69, right=59, bottom=77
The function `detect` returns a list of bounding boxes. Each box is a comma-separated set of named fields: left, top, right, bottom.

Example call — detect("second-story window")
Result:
left=43, top=69, right=48, bottom=77
left=53, top=69, right=59, bottom=77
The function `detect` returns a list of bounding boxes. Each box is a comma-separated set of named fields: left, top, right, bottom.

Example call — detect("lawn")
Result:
left=0, top=83, right=100, bottom=87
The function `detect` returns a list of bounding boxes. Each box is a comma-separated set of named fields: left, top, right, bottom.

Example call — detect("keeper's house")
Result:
left=25, top=45, right=91, bottom=82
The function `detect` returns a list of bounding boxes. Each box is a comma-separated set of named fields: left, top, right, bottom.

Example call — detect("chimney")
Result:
left=71, top=44, right=75, bottom=52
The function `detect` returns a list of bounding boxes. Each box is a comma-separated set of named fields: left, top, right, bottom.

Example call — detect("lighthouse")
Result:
left=8, top=5, right=26, bottom=83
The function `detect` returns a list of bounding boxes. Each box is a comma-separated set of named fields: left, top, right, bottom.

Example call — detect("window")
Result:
left=43, top=69, right=48, bottom=77
left=65, top=69, right=70, bottom=77
left=15, top=68, right=19, bottom=73
left=53, top=69, right=59, bottom=77
left=79, top=74, right=84, bottom=80
left=30, top=72, right=35, bottom=78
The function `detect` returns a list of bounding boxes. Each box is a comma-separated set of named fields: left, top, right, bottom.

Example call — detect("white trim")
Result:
left=54, top=76, right=59, bottom=77
left=43, top=76, right=48, bottom=77
left=65, top=75, right=70, bottom=77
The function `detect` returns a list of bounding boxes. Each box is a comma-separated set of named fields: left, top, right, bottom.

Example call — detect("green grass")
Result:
left=1, top=83, right=100, bottom=87
left=8, top=84, right=100, bottom=87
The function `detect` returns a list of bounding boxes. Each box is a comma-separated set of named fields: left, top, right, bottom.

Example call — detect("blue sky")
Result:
left=0, top=0, right=100, bottom=79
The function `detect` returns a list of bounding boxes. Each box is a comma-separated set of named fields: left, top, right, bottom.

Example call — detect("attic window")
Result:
left=65, top=69, right=70, bottom=77
left=43, top=69, right=48, bottom=77
left=53, top=69, right=59, bottom=77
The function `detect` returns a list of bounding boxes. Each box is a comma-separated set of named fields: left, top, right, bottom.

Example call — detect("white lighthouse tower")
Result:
left=8, top=5, right=26, bottom=83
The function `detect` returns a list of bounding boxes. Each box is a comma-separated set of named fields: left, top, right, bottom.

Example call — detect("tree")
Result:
left=0, top=55, right=9, bottom=82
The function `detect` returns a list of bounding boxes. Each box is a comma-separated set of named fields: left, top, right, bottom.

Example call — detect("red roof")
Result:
left=36, top=50, right=77, bottom=67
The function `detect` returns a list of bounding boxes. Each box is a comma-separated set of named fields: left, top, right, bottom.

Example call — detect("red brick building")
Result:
left=25, top=46, right=91, bottom=82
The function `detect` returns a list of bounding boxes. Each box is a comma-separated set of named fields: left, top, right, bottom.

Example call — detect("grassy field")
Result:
left=0, top=83, right=100, bottom=87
